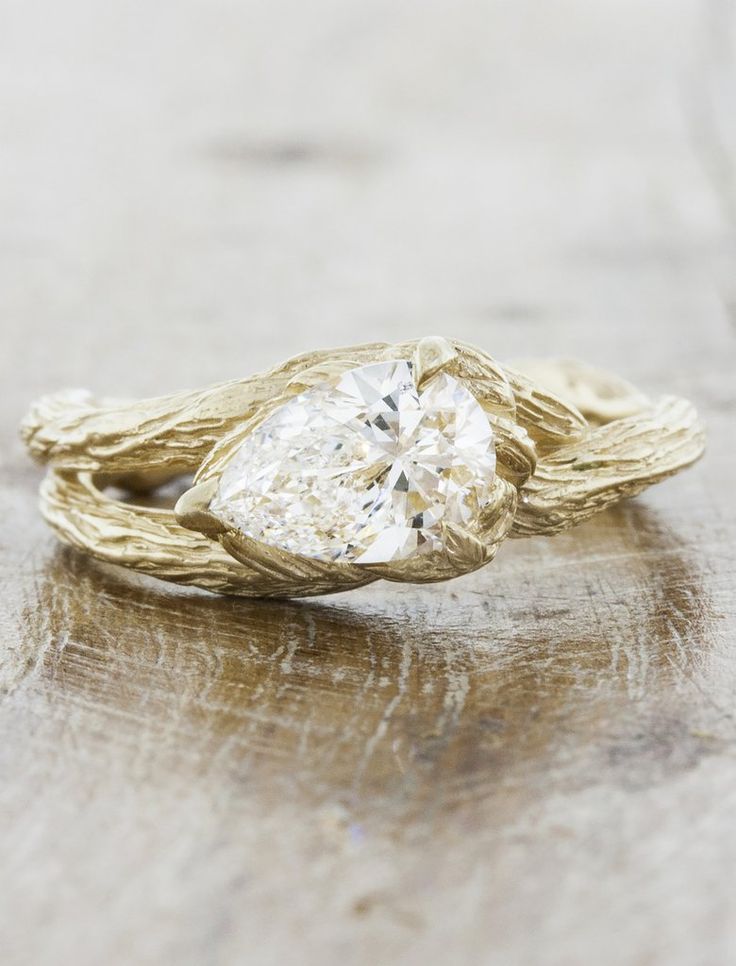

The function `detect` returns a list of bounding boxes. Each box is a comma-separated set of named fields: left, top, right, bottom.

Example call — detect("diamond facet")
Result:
left=210, top=360, right=496, bottom=564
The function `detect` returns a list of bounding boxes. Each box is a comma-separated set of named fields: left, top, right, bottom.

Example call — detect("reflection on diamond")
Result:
left=210, top=360, right=496, bottom=563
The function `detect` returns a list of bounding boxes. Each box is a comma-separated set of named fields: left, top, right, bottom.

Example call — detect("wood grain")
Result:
left=1, top=1, right=735, bottom=964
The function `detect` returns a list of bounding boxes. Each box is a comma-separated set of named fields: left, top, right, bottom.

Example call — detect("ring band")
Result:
left=21, top=338, right=705, bottom=599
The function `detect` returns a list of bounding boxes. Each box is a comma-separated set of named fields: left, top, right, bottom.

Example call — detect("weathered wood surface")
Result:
left=1, top=2, right=735, bottom=964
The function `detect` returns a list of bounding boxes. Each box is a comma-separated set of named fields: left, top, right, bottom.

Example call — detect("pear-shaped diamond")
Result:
left=210, top=360, right=496, bottom=564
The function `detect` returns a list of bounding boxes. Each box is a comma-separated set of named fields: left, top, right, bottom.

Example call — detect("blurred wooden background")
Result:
left=1, top=1, right=735, bottom=964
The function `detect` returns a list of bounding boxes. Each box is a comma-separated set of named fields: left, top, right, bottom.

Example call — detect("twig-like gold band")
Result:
left=21, top=339, right=705, bottom=599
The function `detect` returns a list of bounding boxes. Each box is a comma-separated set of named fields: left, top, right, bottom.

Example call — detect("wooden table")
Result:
left=1, top=2, right=734, bottom=963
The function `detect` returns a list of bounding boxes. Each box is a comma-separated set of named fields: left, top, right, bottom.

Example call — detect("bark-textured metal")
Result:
left=1, top=2, right=735, bottom=964
left=22, top=346, right=704, bottom=598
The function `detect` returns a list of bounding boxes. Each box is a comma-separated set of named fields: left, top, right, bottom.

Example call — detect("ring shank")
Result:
left=509, top=358, right=652, bottom=424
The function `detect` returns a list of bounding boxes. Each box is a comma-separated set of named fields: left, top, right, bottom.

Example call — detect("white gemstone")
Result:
left=210, top=360, right=496, bottom=564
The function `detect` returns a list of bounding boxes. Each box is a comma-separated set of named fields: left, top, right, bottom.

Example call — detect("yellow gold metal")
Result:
left=412, top=336, right=458, bottom=387
left=21, top=339, right=706, bottom=599
left=174, top=478, right=226, bottom=539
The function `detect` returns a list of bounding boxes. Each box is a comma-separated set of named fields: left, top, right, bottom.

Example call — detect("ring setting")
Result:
left=207, top=357, right=497, bottom=565
left=22, top=337, right=705, bottom=599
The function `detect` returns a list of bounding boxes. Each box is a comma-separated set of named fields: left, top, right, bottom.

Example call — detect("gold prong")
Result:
left=413, top=336, right=458, bottom=387
left=442, top=522, right=491, bottom=574
left=476, top=477, right=519, bottom=545
left=174, top=477, right=227, bottom=538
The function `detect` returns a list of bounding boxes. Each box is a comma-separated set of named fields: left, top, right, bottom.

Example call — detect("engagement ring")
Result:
left=22, top=338, right=705, bottom=598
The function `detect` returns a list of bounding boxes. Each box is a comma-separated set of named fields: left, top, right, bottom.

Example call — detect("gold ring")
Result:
left=21, top=337, right=705, bottom=599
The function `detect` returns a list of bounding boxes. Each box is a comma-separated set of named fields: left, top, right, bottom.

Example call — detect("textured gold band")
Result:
left=21, top=339, right=705, bottom=598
